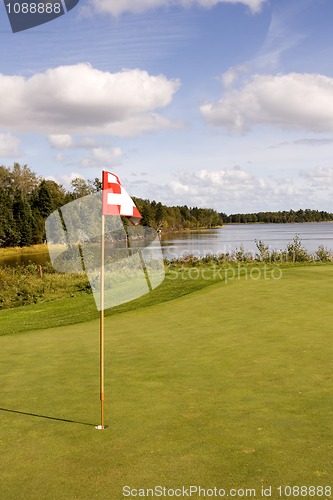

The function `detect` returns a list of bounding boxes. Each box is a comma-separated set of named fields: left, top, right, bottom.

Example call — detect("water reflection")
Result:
left=0, top=252, right=51, bottom=267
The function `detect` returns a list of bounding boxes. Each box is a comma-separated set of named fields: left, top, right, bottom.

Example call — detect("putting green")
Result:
left=0, top=265, right=332, bottom=499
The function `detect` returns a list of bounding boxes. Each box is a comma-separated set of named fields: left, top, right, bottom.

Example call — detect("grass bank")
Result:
left=1, top=260, right=225, bottom=335
left=0, top=263, right=90, bottom=310
left=2, top=234, right=333, bottom=313
left=0, top=264, right=332, bottom=499
left=1, top=260, right=332, bottom=336
left=0, top=244, right=51, bottom=257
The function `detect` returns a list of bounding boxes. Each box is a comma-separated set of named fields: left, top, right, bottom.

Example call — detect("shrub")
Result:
left=315, top=245, right=333, bottom=262
left=255, top=239, right=270, bottom=262
left=286, top=235, right=309, bottom=262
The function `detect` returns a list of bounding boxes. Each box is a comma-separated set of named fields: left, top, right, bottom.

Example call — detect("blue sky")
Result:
left=1, top=0, right=333, bottom=213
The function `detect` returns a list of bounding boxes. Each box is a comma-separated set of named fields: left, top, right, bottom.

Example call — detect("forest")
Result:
left=1, top=163, right=332, bottom=248
left=221, top=209, right=333, bottom=224
left=0, top=163, right=222, bottom=247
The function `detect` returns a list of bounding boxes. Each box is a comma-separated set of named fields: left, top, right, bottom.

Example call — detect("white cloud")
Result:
left=49, top=134, right=74, bottom=149
left=164, top=166, right=322, bottom=212
left=221, top=66, right=248, bottom=88
left=0, top=133, right=21, bottom=157
left=55, top=153, right=64, bottom=163
left=293, top=138, right=333, bottom=146
left=56, top=172, right=84, bottom=189
left=301, top=166, right=333, bottom=184
left=49, top=135, right=114, bottom=149
left=270, top=137, right=333, bottom=149
left=89, top=0, right=266, bottom=16
left=201, top=73, right=333, bottom=133
left=0, top=64, right=180, bottom=137
left=80, top=147, right=123, bottom=168
left=168, top=167, right=256, bottom=204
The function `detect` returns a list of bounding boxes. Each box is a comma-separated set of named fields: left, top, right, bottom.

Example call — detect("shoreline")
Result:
left=1, top=219, right=333, bottom=258
left=222, top=220, right=333, bottom=225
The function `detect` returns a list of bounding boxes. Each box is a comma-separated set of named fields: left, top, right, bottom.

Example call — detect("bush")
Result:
left=315, top=245, right=333, bottom=262
left=286, top=235, right=310, bottom=262
left=255, top=239, right=270, bottom=262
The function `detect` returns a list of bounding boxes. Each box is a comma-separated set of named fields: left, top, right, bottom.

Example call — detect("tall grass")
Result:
left=0, top=263, right=90, bottom=309
left=0, top=244, right=51, bottom=256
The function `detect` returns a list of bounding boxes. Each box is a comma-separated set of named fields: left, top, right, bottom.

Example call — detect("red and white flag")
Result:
left=102, top=171, right=142, bottom=225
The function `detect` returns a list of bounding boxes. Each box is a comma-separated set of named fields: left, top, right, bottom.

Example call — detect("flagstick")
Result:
left=96, top=213, right=107, bottom=429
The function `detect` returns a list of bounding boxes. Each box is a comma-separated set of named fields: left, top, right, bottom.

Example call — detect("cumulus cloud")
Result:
left=300, top=166, right=333, bottom=184
left=49, top=135, right=114, bottom=149
left=164, top=166, right=323, bottom=212
left=49, top=134, right=74, bottom=149
left=201, top=73, right=333, bottom=133
left=56, top=172, right=84, bottom=189
left=168, top=167, right=256, bottom=205
left=0, top=133, right=22, bottom=157
left=0, top=64, right=180, bottom=136
left=221, top=66, right=249, bottom=88
left=80, top=147, right=123, bottom=168
left=89, top=0, right=266, bottom=16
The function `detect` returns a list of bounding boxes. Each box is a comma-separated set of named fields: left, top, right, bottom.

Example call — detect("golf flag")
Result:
left=102, top=171, right=142, bottom=225
left=99, top=171, right=143, bottom=428
left=45, top=171, right=164, bottom=430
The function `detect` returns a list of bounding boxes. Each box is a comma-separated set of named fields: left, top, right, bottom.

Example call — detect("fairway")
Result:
left=1, top=265, right=332, bottom=499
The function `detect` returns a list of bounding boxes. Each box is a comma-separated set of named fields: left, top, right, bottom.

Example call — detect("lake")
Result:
left=160, top=222, right=333, bottom=260
left=1, top=222, right=333, bottom=267
left=0, top=251, right=52, bottom=268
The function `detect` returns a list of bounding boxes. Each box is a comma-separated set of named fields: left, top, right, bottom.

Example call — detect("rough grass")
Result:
left=0, top=263, right=91, bottom=310
left=0, top=244, right=51, bottom=256
left=0, top=265, right=332, bottom=499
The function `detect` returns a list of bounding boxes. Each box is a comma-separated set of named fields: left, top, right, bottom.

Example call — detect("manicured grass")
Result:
left=1, top=265, right=332, bottom=499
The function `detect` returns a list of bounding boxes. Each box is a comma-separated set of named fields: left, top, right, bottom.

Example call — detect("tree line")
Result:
left=133, top=198, right=222, bottom=230
left=220, top=209, right=333, bottom=224
left=0, top=163, right=222, bottom=247
left=1, top=163, right=332, bottom=248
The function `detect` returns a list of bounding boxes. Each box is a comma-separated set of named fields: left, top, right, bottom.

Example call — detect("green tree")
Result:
left=70, top=177, right=95, bottom=199
left=0, top=186, right=19, bottom=247
left=12, top=195, right=36, bottom=247
left=11, top=163, right=40, bottom=199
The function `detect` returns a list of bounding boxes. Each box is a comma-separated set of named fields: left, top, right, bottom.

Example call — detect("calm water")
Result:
left=160, top=222, right=333, bottom=260
left=1, top=222, right=333, bottom=266
left=0, top=251, right=51, bottom=267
